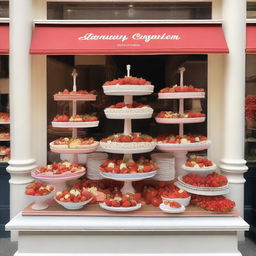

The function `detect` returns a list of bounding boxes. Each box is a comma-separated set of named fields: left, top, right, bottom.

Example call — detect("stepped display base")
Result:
left=6, top=212, right=249, bottom=256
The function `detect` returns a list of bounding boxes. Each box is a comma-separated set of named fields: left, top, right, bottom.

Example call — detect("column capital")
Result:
left=7, top=158, right=37, bottom=175
left=219, top=158, right=248, bottom=174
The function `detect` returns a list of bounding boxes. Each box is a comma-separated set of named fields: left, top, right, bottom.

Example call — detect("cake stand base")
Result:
left=173, top=151, right=187, bottom=177
left=121, top=180, right=135, bottom=194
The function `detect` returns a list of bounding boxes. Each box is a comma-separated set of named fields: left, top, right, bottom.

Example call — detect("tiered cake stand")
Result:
left=100, top=65, right=157, bottom=194
left=32, top=69, right=98, bottom=191
left=156, top=67, right=229, bottom=196
left=156, top=67, right=210, bottom=176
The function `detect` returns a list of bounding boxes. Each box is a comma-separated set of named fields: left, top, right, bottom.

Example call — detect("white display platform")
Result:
left=6, top=213, right=249, bottom=256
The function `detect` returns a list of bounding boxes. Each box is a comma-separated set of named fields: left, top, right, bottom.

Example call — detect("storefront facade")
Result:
left=1, top=0, right=254, bottom=255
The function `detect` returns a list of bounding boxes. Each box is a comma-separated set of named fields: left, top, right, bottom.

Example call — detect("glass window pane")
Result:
left=0, top=1, right=8, bottom=18
left=247, top=2, right=256, bottom=18
left=47, top=2, right=211, bottom=20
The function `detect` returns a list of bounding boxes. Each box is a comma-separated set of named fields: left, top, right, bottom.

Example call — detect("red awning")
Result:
left=0, top=24, right=9, bottom=54
left=30, top=24, right=228, bottom=55
left=247, top=24, right=256, bottom=53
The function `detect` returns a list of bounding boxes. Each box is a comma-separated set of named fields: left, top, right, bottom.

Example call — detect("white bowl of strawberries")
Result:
left=54, top=188, right=93, bottom=210
left=182, top=155, right=216, bottom=174
left=159, top=201, right=185, bottom=214
left=25, top=182, right=55, bottom=210
left=100, top=193, right=142, bottom=212
left=161, top=189, right=191, bottom=207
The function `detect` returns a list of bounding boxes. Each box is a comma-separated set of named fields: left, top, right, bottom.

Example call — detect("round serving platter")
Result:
left=52, top=121, right=99, bottom=128
left=103, top=84, right=154, bottom=96
left=99, top=170, right=157, bottom=181
left=155, top=117, right=205, bottom=124
left=100, top=142, right=156, bottom=154
left=54, top=94, right=96, bottom=101
left=158, top=92, right=205, bottom=99
left=99, top=202, right=142, bottom=212
left=104, top=109, right=153, bottom=119
left=156, top=140, right=211, bottom=152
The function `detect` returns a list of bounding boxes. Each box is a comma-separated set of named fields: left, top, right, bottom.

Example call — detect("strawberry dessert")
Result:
left=50, top=137, right=98, bottom=149
left=160, top=85, right=204, bottom=93
left=99, top=157, right=158, bottom=174
left=156, top=111, right=205, bottom=119
left=185, top=155, right=213, bottom=168
left=191, top=195, right=235, bottom=212
left=161, top=187, right=190, bottom=199
left=104, top=76, right=151, bottom=86
left=54, top=89, right=97, bottom=101
left=104, top=101, right=153, bottom=117
left=0, top=146, right=10, bottom=156
left=25, top=182, right=54, bottom=196
left=157, top=134, right=207, bottom=144
left=0, top=132, right=10, bottom=140
left=103, top=193, right=140, bottom=208
left=53, top=114, right=98, bottom=122
left=181, top=172, right=228, bottom=188
left=33, top=161, right=85, bottom=176
left=163, top=200, right=182, bottom=208
left=100, top=133, right=156, bottom=151
left=55, top=187, right=93, bottom=203
left=56, top=89, right=96, bottom=95
left=0, top=112, right=10, bottom=122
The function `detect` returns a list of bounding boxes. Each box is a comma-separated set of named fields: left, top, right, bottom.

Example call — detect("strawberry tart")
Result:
left=156, top=134, right=210, bottom=152
left=182, top=155, right=217, bottom=173
left=103, top=76, right=154, bottom=95
left=50, top=137, right=99, bottom=153
left=99, top=157, right=158, bottom=181
left=0, top=146, right=10, bottom=156
left=100, top=193, right=142, bottom=212
left=0, top=112, right=10, bottom=123
left=156, top=111, right=205, bottom=124
left=158, top=85, right=205, bottom=99
left=54, top=89, right=97, bottom=101
left=52, top=114, right=99, bottom=128
left=104, top=101, right=153, bottom=119
left=31, top=161, right=85, bottom=177
left=100, top=133, right=156, bottom=154
left=0, top=132, right=10, bottom=140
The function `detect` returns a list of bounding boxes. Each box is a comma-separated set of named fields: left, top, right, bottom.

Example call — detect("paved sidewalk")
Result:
left=0, top=237, right=255, bottom=256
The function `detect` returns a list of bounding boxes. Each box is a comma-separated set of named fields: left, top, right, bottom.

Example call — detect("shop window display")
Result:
left=21, top=54, right=236, bottom=216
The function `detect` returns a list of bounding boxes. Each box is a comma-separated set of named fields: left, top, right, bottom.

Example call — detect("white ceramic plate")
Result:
left=161, top=196, right=191, bottom=207
left=156, top=140, right=211, bottom=152
left=54, top=197, right=93, bottom=210
left=52, top=121, right=99, bottom=128
left=175, top=182, right=230, bottom=196
left=159, top=203, right=185, bottom=213
left=99, top=170, right=157, bottom=181
left=182, top=163, right=217, bottom=173
left=158, top=92, right=205, bottom=99
left=105, top=110, right=153, bottom=119
left=54, top=94, right=96, bottom=101
left=100, top=142, right=156, bottom=154
left=103, top=84, right=154, bottom=96
left=99, top=202, right=142, bottom=212
left=177, top=175, right=229, bottom=191
left=155, top=117, right=205, bottom=124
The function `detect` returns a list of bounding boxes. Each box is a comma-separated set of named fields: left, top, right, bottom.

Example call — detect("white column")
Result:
left=31, top=0, right=47, bottom=166
left=7, top=0, right=36, bottom=239
left=219, top=0, right=248, bottom=217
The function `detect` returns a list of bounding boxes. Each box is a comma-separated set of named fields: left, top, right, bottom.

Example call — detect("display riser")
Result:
left=13, top=231, right=242, bottom=256
left=6, top=213, right=249, bottom=256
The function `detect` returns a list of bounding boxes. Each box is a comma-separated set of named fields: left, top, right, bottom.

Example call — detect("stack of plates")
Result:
left=87, top=153, right=108, bottom=180
left=151, top=153, right=175, bottom=181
